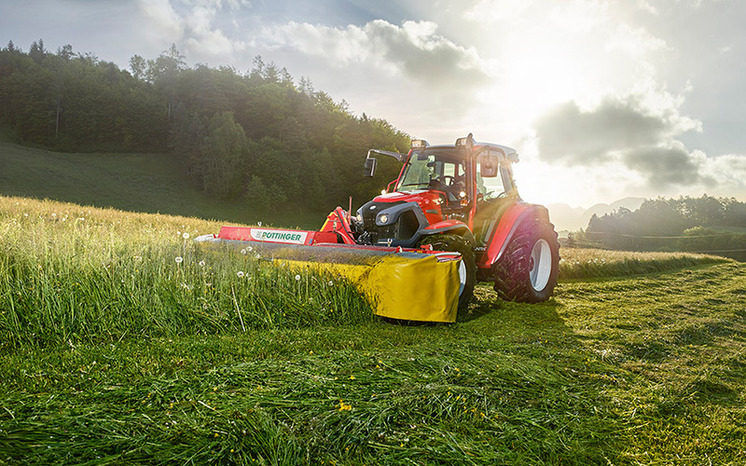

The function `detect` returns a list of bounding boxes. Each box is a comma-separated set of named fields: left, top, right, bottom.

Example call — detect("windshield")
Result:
left=397, top=152, right=465, bottom=191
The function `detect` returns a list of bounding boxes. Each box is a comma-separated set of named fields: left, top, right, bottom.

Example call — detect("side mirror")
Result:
left=478, top=155, right=499, bottom=177
left=363, top=157, right=377, bottom=177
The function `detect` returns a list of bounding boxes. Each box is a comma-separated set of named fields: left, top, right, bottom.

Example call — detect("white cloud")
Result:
left=183, top=4, right=247, bottom=57
left=137, top=0, right=184, bottom=44
left=137, top=0, right=247, bottom=61
left=605, top=23, right=668, bottom=57
left=264, top=19, right=489, bottom=91
left=533, top=91, right=746, bottom=194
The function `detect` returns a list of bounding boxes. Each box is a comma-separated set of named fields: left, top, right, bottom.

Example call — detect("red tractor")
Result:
left=351, top=133, right=560, bottom=310
left=204, top=133, right=560, bottom=315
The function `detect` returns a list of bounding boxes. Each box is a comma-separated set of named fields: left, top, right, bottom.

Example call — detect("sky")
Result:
left=1, top=0, right=745, bottom=209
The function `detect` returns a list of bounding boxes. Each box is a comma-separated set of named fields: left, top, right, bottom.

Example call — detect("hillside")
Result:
left=0, top=141, right=323, bottom=228
left=1, top=196, right=744, bottom=464
left=549, top=197, right=645, bottom=232
left=0, top=43, right=410, bottom=213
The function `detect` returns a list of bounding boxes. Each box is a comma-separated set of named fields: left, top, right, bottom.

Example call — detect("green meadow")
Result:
left=0, top=141, right=322, bottom=229
left=1, top=195, right=745, bottom=465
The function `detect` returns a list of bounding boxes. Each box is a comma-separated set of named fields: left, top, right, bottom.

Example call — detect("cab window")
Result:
left=476, top=158, right=506, bottom=200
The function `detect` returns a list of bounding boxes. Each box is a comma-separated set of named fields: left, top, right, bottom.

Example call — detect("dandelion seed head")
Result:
left=175, top=256, right=184, bottom=264
left=237, top=271, right=245, bottom=278
left=182, top=232, right=190, bottom=239
left=198, top=260, right=206, bottom=267
left=255, top=254, right=261, bottom=259
left=328, top=280, right=334, bottom=286
left=240, top=248, right=247, bottom=255
left=295, top=274, right=301, bottom=281
left=247, top=246, right=253, bottom=252
left=257, top=221, right=262, bottom=227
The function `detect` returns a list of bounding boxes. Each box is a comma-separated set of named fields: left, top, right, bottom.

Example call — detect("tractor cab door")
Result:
left=473, top=153, right=515, bottom=246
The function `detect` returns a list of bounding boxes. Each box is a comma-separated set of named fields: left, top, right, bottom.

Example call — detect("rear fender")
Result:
left=420, top=219, right=476, bottom=245
left=477, top=203, right=550, bottom=269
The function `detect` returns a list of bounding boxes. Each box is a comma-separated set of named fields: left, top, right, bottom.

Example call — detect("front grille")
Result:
left=359, top=201, right=424, bottom=246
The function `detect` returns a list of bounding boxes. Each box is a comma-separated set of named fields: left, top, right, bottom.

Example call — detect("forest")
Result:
left=0, top=40, right=410, bottom=212
left=578, top=195, right=746, bottom=260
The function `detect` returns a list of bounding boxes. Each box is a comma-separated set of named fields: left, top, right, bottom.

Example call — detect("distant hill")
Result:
left=548, top=197, right=645, bottom=232
left=0, top=141, right=323, bottom=228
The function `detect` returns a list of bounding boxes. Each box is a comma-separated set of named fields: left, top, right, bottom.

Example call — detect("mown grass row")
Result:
left=0, top=196, right=373, bottom=351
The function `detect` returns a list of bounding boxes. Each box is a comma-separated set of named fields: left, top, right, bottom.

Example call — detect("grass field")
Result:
left=1, top=195, right=745, bottom=465
left=0, top=141, right=323, bottom=229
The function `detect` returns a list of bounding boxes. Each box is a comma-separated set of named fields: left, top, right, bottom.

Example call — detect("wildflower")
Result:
left=198, top=260, right=206, bottom=267
left=247, top=246, right=253, bottom=252
left=295, top=274, right=301, bottom=281
left=182, top=232, right=190, bottom=239
left=175, top=256, right=184, bottom=264
left=237, top=271, right=245, bottom=278
left=338, top=400, right=352, bottom=411
left=240, top=249, right=247, bottom=255
left=255, top=254, right=261, bottom=260
left=349, top=375, right=355, bottom=380
left=257, top=221, right=262, bottom=227
left=328, top=280, right=334, bottom=286
left=52, top=213, right=57, bottom=218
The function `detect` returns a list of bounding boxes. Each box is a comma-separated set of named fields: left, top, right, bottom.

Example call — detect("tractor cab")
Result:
left=356, top=134, right=519, bottom=247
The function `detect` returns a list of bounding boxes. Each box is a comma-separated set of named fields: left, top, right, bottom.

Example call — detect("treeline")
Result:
left=576, top=195, right=746, bottom=260
left=0, top=40, right=410, bottom=211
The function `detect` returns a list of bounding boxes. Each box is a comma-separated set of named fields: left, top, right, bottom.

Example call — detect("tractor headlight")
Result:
left=378, top=213, right=389, bottom=224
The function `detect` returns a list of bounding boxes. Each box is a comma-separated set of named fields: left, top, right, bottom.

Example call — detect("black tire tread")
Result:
left=493, top=219, right=560, bottom=303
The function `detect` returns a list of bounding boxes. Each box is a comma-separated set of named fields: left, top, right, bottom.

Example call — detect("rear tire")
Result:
left=493, top=219, right=559, bottom=303
left=419, top=234, right=476, bottom=312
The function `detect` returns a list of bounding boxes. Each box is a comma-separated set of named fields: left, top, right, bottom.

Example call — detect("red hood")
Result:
left=372, top=190, right=444, bottom=224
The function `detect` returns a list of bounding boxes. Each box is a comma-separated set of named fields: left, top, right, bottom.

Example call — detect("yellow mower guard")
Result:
left=281, top=253, right=460, bottom=323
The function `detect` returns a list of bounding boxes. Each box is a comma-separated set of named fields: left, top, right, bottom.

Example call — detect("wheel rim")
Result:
left=457, top=258, right=467, bottom=296
left=529, top=239, right=552, bottom=292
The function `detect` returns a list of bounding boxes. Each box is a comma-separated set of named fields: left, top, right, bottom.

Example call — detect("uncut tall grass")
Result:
left=0, top=196, right=373, bottom=351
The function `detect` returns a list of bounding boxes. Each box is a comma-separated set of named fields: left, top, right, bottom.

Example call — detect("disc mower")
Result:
left=197, top=133, right=560, bottom=322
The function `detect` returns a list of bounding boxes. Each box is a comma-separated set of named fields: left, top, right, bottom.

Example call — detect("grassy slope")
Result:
left=1, top=196, right=745, bottom=464
left=0, top=141, right=323, bottom=229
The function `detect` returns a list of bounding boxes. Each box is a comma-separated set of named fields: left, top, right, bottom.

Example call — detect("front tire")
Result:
left=493, top=219, right=559, bottom=303
left=419, top=234, right=476, bottom=312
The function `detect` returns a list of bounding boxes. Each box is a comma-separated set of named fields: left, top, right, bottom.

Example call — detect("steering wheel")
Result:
left=439, top=175, right=455, bottom=187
